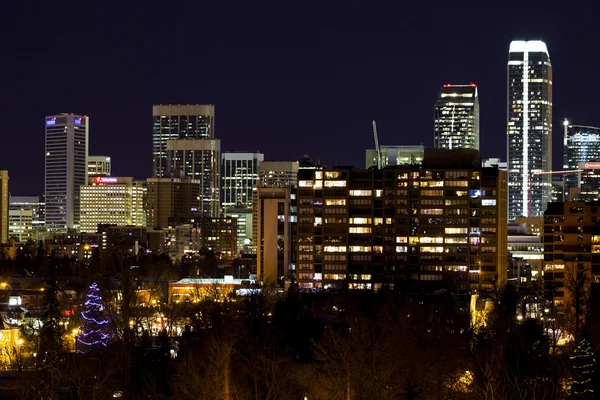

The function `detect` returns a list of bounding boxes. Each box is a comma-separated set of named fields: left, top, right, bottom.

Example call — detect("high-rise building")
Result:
left=222, top=152, right=264, bottom=208
left=80, top=177, right=146, bottom=233
left=258, top=161, right=299, bottom=188
left=88, top=156, right=111, bottom=176
left=563, top=121, right=600, bottom=192
left=434, top=84, right=480, bottom=151
left=0, top=171, right=8, bottom=244
left=223, top=206, right=253, bottom=253
left=166, top=139, right=220, bottom=217
left=366, top=145, right=424, bottom=169
left=255, top=187, right=294, bottom=286
left=507, top=40, right=552, bottom=221
left=45, top=114, right=89, bottom=232
left=146, top=178, right=201, bottom=228
left=296, top=149, right=507, bottom=294
left=152, top=104, right=215, bottom=178
left=8, top=196, right=45, bottom=243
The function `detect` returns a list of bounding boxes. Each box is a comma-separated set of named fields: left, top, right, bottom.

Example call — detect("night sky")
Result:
left=2, top=3, right=600, bottom=195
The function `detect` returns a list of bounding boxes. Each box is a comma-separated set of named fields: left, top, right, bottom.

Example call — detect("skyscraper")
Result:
left=9, top=196, right=45, bottom=243
left=434, top=84, right=479, bottom=150
left=507, top=40, right=552, bottom=221
left=152, top=104, right=215, bottom=178
left=88, top=156, right=111, bottom=176
left=145, top=178, right=201, bottom=228
left=563, top=120, right=600, bottom=192
left=222, top=152, right=264, bottom=208
left=166, top=139, right=220, bottom=217
left=0, top=171, right=8, bottom=244
left=45, top=114, right=89, bottom=232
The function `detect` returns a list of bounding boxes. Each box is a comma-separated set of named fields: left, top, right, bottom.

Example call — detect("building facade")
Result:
left=366, top=145, right=424, bottom=169
left=434, top=84, right=480, bottom=151
left=259, top=161, right=299, bottom=188
left=87, top=156, right=111, bottom=176
left=8, top=196, right=45, bottom=243
left=166, top=139, right=220, bottom=217
left=45, top=114, right=89, bottom=232
left=295, top=149, right=507, bottom=294
left=563, top=122, right=600, bottom=192
left=80, top=177, right=146, bottom=233
left=0, top=171, right=8, bottom=244
left=145, top=178, right=200, bottom=228
left=507, top=40, right=553, bottom=221
left=223, top=206, right=253, bottom=253
left=222, top=152, right=264, bottom=208
left=152, top=104, right=215, bottom=178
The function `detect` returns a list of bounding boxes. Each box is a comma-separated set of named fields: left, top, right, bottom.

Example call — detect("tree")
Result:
left=563, top=262, right=591, bottom=341
left=77, top=282, right=110, bottom=353
left=570, top=339, right=595, bottom=399
left=38, top=273, right=63, bottom=365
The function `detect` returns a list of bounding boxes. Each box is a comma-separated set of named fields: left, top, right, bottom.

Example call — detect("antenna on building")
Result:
left=372, top=120, right=382, bottom=169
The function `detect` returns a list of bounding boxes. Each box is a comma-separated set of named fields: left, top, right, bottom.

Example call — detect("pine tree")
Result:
left=38, top=268, right=63, bottom=367
left=570, top=339, right=596, bottom=399
left=77, top=282, right=110, bottom=353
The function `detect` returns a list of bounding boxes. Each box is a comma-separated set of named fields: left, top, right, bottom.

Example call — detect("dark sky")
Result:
left=2, top=3, right=600, bottom=195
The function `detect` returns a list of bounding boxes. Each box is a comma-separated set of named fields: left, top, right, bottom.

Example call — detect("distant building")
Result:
left=0, top=171, right=7, bottom=244
left=259, top=161, right=299, bottom=188
left=507, top=40, right=552, bottom=221
left=145, top=178, right=201, bottom=228
left=166, top=139, right=220, bottom=217
left=222, top=152, right=263, bottom=208
left=152, top=104, right=215, bottom=178
left=87, top=156, right=111, bottom=176
left=575, top=162, right=600, bottom=201
left=8, top=196, right=45, bottom=243
left=80, top=177, right=146, bottom=233
left=482, top=158, right=508, bottom=170
left=365, top=145, right=424, bottom=169
left=44, top=232, right=101, bottom=260
left=434, top=84, right=480, bottom=150
left=514, top=217, right=544, bottom=236
left=190, top=216, right=238, bottom=258
left=45, top=114, right=89, bottom=232
left=507, top=223, right=543, bottom=281
left=563, top=121, right=600, bottom=192
left=223, top=206, right=253, bottom=253
left=296, top=149, right=507, bottom=294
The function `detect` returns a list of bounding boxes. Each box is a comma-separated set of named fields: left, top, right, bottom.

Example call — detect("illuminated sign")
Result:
left=74, top=117, right=82, bottom=125
left=46, top=119, right=56, bottom=126
left=584, top=163, right=600, bottom=169
left=95, top=177, right=118, bottom=184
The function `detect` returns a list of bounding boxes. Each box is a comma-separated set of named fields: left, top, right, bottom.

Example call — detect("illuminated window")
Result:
left=324, top=246, right=347, bottom=252
left=315, top=171, right=323, bottom=179
left=314, top=180, right=323, bottom=189
left=324, top=274, right=346, bottom=280
left=325, top=199, right=347, bottom=206
left=374, top=218, right=383, bottom=225
left=420, top=237, right=443, bottom=244
left=325, top=171, right=340, bottom=179
left=445, top=228, right=468, bottom=234
left=396, top=246, right=407, bottom=253
left=421, top=246, right=444, bottom=253
left=482, top=199, right=497, bottom=206
left=350, top=190, right=372, bottom=196
left=396, top=237, right=407, bottom=243
left=299, top=180, right=313, bottom=187
left=373, top=246, right=383, bottom=253
left=349, top=246, right=371, bottom=252
left=324, top=180, right=346, bottom=187
left=349, top=218, right=371, bottom=224
left=349, top=227, right=371, bottom=234
left=421, top=209, right=443, bottom=215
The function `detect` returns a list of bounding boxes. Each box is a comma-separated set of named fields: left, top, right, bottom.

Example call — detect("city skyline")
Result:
left=3, top=5, right=600, bottom=195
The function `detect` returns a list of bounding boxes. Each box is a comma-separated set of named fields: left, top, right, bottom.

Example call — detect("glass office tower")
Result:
left=434, top=84, right=479, bottom=150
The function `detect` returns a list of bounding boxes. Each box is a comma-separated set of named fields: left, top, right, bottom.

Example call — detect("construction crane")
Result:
left=372, top=120, right=381, bottom=169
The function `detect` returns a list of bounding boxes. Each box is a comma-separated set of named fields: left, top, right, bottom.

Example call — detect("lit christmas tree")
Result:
left=77, top=282, right=110, bottom=353
left=570, top=339, right=596, bottom=399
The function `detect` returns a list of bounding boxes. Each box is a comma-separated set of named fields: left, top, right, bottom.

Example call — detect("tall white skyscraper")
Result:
left=507, top=40, right=552, bottom=221
left=434, top=84, right=480, bottom=150
left=45, top=114, right=89, bottom=232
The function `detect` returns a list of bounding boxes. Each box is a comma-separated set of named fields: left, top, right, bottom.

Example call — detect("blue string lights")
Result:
left=77, top=282, right=110, bottom=352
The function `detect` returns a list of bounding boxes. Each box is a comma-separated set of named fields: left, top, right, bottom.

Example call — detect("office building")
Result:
left=222, top=152, right=263, bottom=208
left=434, top=84, right=480, bottom=150
left=366, top=145, right=424, bottom=169
left=167, top=139, right=220, bottom=217
left=80, top=177, right=146, bottom=233
left=255, top=187, right=295, bottom=287
left=146, top=178, right=201, bottom=228
left=45, top=114, right=89, bottom=232
left=482, top=158, right=508, bottom=170
left=8, top=196, right=45, bottom=243
left=543, top=202, right=600, bottom=310
left=190, top=216, right=238, bottom=258
left=223, top=206, right=253, bottom=253
left=0, top=171, right=8, bottom=244
left=296, top=149, right=507, bottom=294
left=259, top=161, right=299, bottom=188
left=563, top=121, right=600, bottom=192
left=507, top=223, right=543, bottom=281
left=507, top=40, right=552, bottom=221
left=152, top=104, right=215, bottom=178
left=88, top=156, right=111, bottom=176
